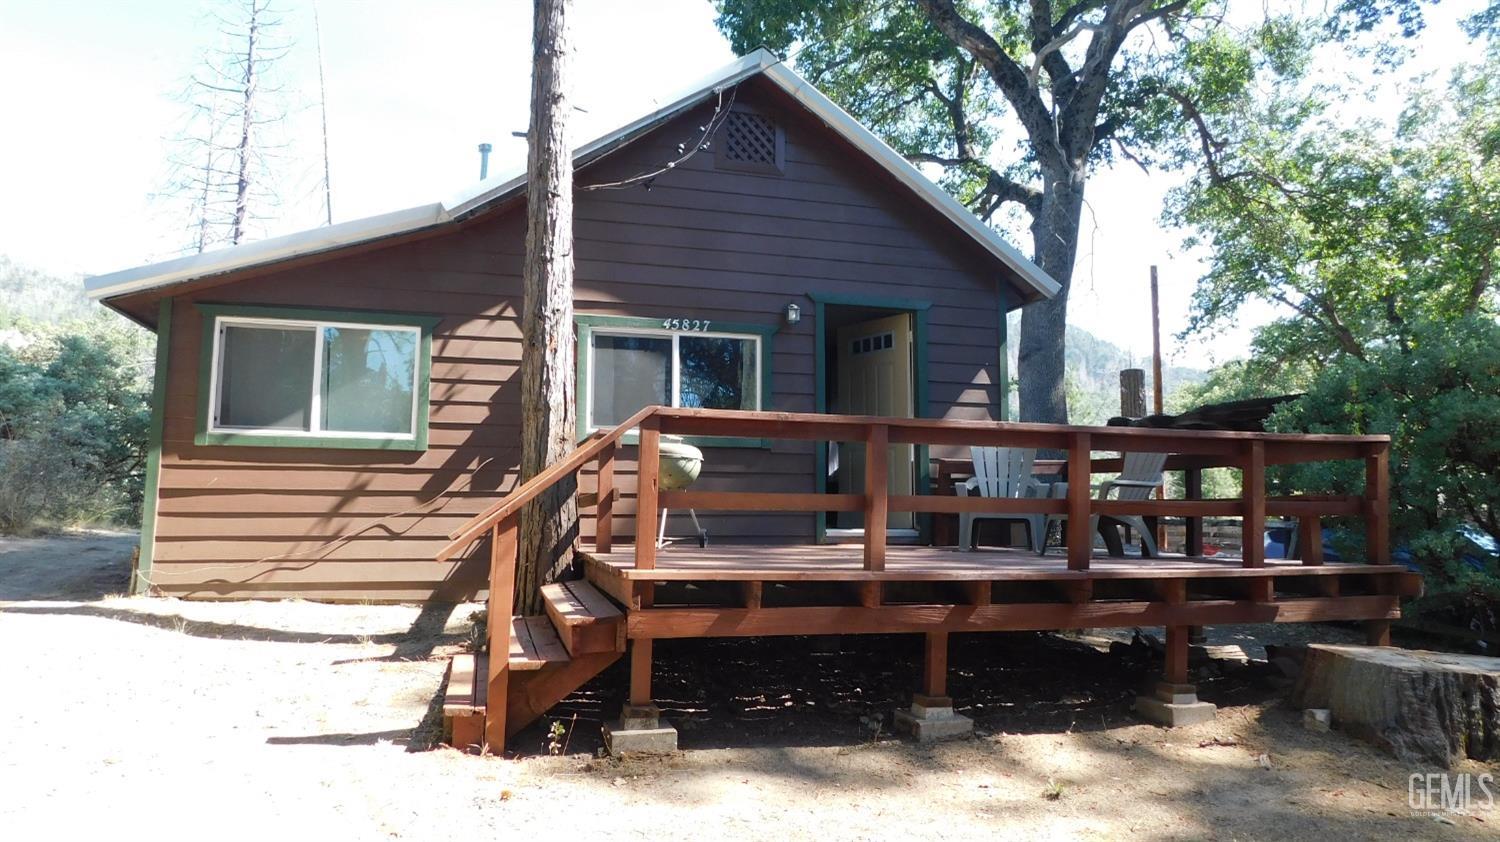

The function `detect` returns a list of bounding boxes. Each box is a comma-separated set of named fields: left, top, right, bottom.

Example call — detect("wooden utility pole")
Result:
left=1150, top=266, right=1166, bottom=550
left=1150, top=266, right=1164, bottom=417
left=515, top=0, right=577, bottom=617
left=1119, top=368, right=1146, bottom=418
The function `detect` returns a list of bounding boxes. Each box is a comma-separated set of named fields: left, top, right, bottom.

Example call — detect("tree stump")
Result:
left=1289, top=644, right=1500, bottom=768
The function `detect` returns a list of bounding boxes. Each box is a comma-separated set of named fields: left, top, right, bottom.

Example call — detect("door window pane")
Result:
left=680, top=336, right=757, bottom=411
left=217, top=324, right=316, bottom=430
left=322, top=327, right=417, bottom=434
left=591, top=335, right=671, bottom=426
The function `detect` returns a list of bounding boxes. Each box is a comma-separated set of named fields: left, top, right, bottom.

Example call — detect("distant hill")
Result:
left=0, top=256, right=97, bottom=325
left=1006, top=315, right=1207, bottom=424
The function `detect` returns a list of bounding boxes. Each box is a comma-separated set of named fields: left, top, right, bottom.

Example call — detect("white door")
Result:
left=835, top=313, right=915, bottom=529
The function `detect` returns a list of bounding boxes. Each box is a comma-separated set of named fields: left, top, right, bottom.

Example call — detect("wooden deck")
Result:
left=435, top=406, right=1416, bottom=751
left=580, top=544, right=1418, bottom=643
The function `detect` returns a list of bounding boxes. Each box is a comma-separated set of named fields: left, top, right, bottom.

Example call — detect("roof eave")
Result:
left=84, top=202, right=451, bottom=302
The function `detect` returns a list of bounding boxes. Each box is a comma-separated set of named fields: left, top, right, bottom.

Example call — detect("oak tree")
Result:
left=715, top=0, right=1428, bottom=422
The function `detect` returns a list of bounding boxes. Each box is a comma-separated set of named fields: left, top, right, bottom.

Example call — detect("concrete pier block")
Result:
left=1134, top=682, right=1217, bottom=727
left=894, top=695, right=974, bottom=742
left=603, top=705, right=678, bottom=754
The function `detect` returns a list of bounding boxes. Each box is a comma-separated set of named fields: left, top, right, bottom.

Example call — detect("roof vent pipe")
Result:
left=477, top=143, right=492, bottom=180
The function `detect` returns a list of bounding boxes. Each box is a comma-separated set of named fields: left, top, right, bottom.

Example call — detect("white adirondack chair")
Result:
left=1042, top=451, right=1167, bottom=557
left=958, top=446, right=1047, bottom=552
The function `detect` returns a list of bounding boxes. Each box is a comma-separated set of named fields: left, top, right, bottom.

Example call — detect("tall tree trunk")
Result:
left=515, top=0, right=577, bottom=617
left=1018, top=167, right=1084, bottom=426
left=231, top=0, right=259, bottom=246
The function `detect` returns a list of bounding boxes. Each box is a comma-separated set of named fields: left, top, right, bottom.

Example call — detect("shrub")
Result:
left=0, top=319, right=151, bottom=533
left=1267, top=315, right=1500, bottom=629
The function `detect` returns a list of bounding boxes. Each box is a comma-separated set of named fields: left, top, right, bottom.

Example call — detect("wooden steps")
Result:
left=441, top=652, right=486, bottom=751
left=442, top=579, right=626, bottom=751
left=542, top=579, right=626, bottom=655
left=509, top=615, right=569, bottom=670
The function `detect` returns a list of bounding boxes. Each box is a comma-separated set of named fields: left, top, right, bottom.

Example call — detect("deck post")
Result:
left=1242, top=440, right=1266, bottom=568
left=1184, top=467, right=1203, bottom=557
left=895, top=630, right=972, bottom=741
left=863, top=424, right=889, bottom=571
left=1164, top=625, right=1189, bottom=685
left=1364, top=443, right=1390, bottom=564
left=1066, top=432, right=1091, bottom=570
left=1297, top=515, right=1324, bottom=565
left=629, top=637, right=653, bottom=706
left=1365, top=619, right=1392, bottom=647
left=485, top=517, right=518, bottom=752
left=635, top=415, right=661, bottom=570
left=1134, top=623, right=1216, bottom=727
left=596, top=440, right=616, bottom=553
left=921, top=631, right=948, bottom=698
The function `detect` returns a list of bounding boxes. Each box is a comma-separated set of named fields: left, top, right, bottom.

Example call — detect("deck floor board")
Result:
left=581, top=544, right=1405, bottom=582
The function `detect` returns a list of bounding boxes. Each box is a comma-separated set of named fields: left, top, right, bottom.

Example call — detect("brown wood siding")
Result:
left=138, top=78, right=1010, bottom=601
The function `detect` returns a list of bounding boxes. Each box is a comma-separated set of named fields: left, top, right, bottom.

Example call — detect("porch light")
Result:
left=785, top=302, right=801, bottom=325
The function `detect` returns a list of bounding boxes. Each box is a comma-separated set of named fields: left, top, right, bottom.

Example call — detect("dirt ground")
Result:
left=2, top=532, right=1494, bottom=841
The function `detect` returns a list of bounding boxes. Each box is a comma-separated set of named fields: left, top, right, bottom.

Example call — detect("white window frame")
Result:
left=207, top=315, right=423, bottom=441
left=585, top=326, right=763, bottom=432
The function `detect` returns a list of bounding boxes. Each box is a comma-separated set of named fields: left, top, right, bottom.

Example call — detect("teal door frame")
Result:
left=810, top=291, right=932, bottom=544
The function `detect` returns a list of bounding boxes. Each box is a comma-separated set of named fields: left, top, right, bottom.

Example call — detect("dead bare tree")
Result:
left=514, top=0, right=577, bottom=616
left=161, top=0, right=290, bottom=252
left=313, top=0, right=333, bottom=226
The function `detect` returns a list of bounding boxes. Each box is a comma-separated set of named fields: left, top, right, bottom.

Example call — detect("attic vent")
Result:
left=719, top=110, right=783, bottom=172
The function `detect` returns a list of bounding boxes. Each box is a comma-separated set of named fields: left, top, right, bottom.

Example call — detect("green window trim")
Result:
left=194, top=303, right=440, bottom=451
left=575, top=314, right=778, bottom=449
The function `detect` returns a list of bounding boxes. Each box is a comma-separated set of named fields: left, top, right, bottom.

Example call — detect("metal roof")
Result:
left=85, top=49, right=1059, bottom=304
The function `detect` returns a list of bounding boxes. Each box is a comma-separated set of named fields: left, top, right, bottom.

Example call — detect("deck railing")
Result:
left=636, top=408, right=1389, bottom=572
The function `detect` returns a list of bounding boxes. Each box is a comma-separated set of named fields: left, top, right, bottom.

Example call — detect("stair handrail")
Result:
left=436, top=404, right=660, bottom=563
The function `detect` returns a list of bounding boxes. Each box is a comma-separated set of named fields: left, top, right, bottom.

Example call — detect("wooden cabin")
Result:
left=88, top=50, right=1056, bottom=603
left=88, top=51, right=1416, bottom=752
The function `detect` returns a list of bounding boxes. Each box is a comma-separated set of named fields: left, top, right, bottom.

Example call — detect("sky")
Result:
left=0, top=0, right=1488, bottom=367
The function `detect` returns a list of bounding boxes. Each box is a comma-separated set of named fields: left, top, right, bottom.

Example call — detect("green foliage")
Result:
left=0, top=316, right=152, bottom=534
left=1171, top=51, right=1500, bottom=389
left=713, top=1, right=1324, bottom=216
left=1176, top=53, right=1500, bottom=625
left=1267, top=316, right=1500, bottom=622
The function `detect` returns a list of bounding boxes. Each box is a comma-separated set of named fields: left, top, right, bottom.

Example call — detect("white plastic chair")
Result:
left=958, top=446, right=1046, bottom=552
left=1042, top=451, right=1167, bottom=557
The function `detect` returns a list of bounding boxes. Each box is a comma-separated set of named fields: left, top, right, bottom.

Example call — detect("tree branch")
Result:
left=912, top=0, right=1064, bottom=172
left=1166, top=88, right=1313, bottom=203
left=907, top=152, right=970, bottom=167
left=1467, top=226, right=1497, bottom=312
left=1027, top=0, right=1079, bottom=98
left=980, top=171, right=1044, bottom=215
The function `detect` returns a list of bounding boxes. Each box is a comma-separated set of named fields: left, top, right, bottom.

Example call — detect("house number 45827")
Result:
left=662, top=318, right=712, bottom=332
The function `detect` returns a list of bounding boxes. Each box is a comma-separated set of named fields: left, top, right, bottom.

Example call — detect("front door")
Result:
left=835, top=313, right=915, bottom=529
